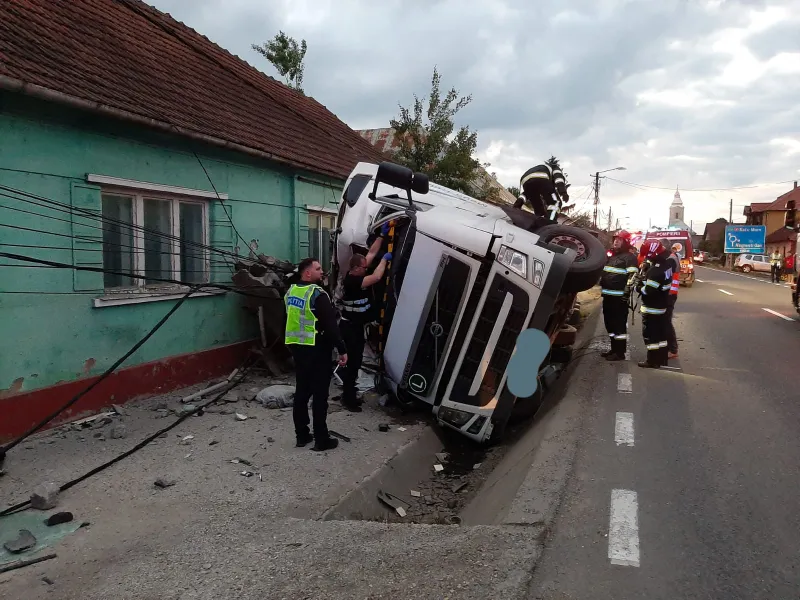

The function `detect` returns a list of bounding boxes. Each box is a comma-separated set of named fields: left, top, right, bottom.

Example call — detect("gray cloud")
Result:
left=148, top=0, right=800, bottom=230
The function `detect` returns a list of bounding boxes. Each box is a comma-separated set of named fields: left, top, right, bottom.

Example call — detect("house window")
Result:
left=101, top=191, right=209, bottom=291
left=308, top=211, right=336, bottom=271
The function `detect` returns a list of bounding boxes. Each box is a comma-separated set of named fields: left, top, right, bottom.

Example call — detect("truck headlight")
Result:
left=497, top=245, right=528, bottom=278
left=438, top=406, right=473, bottom=427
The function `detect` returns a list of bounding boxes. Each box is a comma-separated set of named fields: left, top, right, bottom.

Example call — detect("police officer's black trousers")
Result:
left=340, top=319, right=365, bottom=405
left=291, top=343, right=333, bottom=441
left=771, top=264, right=781, bottom=282
left=602, top=296, right=629, bottom=356
left=665, top=296, right=678, bottom=354
left=642, top=313, right=669, bottom=366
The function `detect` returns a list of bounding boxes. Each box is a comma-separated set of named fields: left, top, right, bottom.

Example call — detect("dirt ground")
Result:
left=0, top=291, right=599, bottom=599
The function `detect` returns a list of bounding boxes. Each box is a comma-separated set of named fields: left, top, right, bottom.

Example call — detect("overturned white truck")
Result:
left=332, top=162, right=606, bottom=443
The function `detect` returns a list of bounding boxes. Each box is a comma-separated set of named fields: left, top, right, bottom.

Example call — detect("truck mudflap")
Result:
left=434, top=247, right=574, bottom=443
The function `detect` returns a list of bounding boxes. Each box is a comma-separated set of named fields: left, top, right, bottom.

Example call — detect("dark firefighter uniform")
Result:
left=637, top=244, right=673, bottom=368
left=513, top=163, right=569, bottom=218
left=600, top=244, right=639, bottom=360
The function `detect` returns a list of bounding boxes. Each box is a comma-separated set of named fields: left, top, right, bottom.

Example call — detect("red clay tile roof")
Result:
left=0, top=0, right=386, bottom=180
left=763, top=186, right=800, bottom=211
left=747, top=202, right=773, bottom=214
left=766, top=227, right=796, bottom=243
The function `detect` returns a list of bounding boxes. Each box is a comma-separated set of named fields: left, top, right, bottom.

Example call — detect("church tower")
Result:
left=669, top=187, right=685, bottom=227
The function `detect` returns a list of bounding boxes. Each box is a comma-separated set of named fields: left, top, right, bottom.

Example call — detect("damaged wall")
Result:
left=0, top=92, right=344, bottom=403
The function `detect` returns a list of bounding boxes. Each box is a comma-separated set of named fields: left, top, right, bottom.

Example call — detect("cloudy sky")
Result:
left=150, top=0, right=800, bottom=233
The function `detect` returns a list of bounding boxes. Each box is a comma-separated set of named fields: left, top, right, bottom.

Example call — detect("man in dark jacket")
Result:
left=284, top=258, right=347, bottom=451
left=637, top=241, right=673, bottom=369
left=600, top=230, right=639, bottom=361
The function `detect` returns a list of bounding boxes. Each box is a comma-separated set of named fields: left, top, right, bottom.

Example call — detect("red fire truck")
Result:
left=640, top=229, right=695, bottom=287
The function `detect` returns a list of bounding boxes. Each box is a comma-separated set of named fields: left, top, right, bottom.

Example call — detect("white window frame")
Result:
left=307, top=208, right=337, bottom=266
left=92, top=178, right=223, bottom=308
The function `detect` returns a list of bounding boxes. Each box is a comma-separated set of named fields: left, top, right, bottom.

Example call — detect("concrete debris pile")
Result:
left=255, top=385, right=295, bottom=409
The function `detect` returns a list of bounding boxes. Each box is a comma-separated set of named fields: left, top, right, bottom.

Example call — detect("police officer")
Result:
left=600, top=230, right=639, bottom=361
left=284, top=257, right=347, bottom=451
left=338, top=228, right=392, bottom=411
left=513, top=160, right=570, bottom=220
left=637, top=241, right=673, bottom=369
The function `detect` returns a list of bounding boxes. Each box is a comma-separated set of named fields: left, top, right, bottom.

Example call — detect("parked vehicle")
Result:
left=734, top=253, right=771, bottom=273
left=641, top=229, right=695, bottom=287
left=332, top=161, right=606, bottom=443
left=693, top=250, right=709, bottom=264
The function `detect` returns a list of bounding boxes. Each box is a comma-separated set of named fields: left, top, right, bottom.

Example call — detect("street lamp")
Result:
left=592, top=167, right=626, bottom=228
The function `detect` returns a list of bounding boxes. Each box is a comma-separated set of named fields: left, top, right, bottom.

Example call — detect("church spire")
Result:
left=672, top=186, right=683, bottom=207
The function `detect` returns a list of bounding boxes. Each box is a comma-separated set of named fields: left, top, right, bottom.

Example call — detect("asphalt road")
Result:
left=528, top=265, right=800, bottom=600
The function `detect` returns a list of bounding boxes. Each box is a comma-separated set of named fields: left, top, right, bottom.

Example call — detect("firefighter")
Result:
left=636, top=241, right=673, bottom=369
left=666, top=244, right=681, bottom=359
left=338, top=225, right=392, bottom=411
left=284, top=258, right=347, bottom=451
left=600, top=230, right=639, bottom=361
left=513, top=161, right=570, bottom=220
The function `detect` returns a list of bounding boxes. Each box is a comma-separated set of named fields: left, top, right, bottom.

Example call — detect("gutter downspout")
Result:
left=0, top=75, right=343, bottom=181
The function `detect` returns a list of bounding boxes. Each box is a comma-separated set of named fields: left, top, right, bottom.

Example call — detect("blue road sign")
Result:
left=724, top=225, right=766, bottom=254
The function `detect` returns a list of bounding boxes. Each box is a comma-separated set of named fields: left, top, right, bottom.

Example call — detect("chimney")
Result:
left=794, top=181, right=797, bottom=189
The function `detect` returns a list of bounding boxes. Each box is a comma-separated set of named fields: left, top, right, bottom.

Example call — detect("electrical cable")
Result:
left=0, top=358, right=254, bottom=516
left=0, top=285, right=200, bottom=464
left=605, top=177, right=798, bottom=193
left=0, top=251, right=283, bottom=298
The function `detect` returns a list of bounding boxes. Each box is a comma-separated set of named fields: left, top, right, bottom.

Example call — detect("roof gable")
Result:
left=0, top=0, right=386, bottom=179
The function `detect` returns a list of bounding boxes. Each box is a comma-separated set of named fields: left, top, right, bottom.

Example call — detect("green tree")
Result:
left=252, top=31, right=308, bottom=92
left=567, top=211, right=593, bottom=229
left=507, top=185, right=520, bottom=198
left=390, top=67, right=481, bottom=195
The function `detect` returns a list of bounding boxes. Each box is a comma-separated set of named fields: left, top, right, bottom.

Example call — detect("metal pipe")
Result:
left=180, top=368, right=240, bottom=403
left=0, top=75, right=344, bottom=181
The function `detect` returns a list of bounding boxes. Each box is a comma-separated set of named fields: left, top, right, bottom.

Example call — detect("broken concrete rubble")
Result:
left=255, top=385, right=294, bottom=409
left=154, top=478, right=176, bottom=489
left=3, top=529, right=36, bottom=554
left=110, top=425, right=127, bottom=439
left=30, top=482, right=59, bottom=510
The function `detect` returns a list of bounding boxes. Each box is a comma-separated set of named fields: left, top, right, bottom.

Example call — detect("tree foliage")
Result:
left=390, top=67, right=481, bottom=195
left=568, top=211, right=593, bottom=229
left=252, top=31, right=308, bottom=92
left=506, top=185, right=520, bottom=198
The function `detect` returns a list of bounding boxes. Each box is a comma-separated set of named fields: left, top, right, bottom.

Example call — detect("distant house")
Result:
left=0, top=0, right=384, bottom=439
left=701, top=218, right=728, bottom=253
left=744, top=182, right=800, bottom=256
left=358, top=128, right=518, bottom=206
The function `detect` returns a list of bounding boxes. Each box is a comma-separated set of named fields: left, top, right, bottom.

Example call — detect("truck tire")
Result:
left=536, top=224, right=607, bottom=293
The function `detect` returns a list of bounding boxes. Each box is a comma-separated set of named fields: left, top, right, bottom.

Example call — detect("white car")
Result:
left=332, top=162, right=605, bottom=443
left=734, top=253, right=771, bottom=273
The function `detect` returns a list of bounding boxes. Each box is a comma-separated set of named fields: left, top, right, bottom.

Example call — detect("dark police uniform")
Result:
left=638, top=253, right=673, bottom=367
left=600, top=250, right=639, bottom=357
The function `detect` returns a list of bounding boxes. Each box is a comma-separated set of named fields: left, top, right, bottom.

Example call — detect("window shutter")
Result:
left=70, top=182, right=104, bottom=292
left=295, top=206, right=309, bottom=263
left=209, top=201, right=236, bottom=283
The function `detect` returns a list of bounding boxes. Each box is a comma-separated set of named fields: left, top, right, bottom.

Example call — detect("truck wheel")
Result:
left=536, top=224, right=607, bottom=293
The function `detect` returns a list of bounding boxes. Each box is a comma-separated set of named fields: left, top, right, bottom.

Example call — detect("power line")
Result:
left=193, top=151, right=251, bottom=252
left=605, top=177, right=798, bottom=193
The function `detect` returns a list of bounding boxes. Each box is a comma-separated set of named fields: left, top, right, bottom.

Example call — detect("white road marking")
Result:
left=762, top=308, right=795, bottom=322
left=614, top=412, right=634, bottom=446
left=661, top=365, right=682, bottom=371
left=696, top=279, right=705, bottom=283
left=617, top=373, right=633, bottom=393
left=609, top=489, right=640, bottom=567
left=717, top=289, right=733, bottom=296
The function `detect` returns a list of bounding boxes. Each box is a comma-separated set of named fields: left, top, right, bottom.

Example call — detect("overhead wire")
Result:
left=605, top=177, right=798, bottom=193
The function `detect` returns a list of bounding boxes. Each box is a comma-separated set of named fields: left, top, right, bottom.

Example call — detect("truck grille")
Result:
left=449, top=275, right=529, bottom=407
left=403, top=256, right=471, bottom=397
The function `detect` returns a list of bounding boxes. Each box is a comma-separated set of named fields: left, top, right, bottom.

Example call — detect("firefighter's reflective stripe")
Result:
left=661, top=283, right=672, bottom=292
left=670, top=275, right=680, bottom=294
left=627, top=267, right=639, bottom=273
left=341, top=297, right=371, bottom=313
left=641, top=306, right=667, bottom=315
left=604, top=266, right=628, bottom=274
left=646, top=341, right=668, bottom=350
left=552, top=169, right=566, bottom=185
left=615, top=334, right=629, bottom=340
left=644, top=279, right=661, bottom=289
left=602, top=289, right=625, bottom=296
left=520, top=170, right=551, bottom=186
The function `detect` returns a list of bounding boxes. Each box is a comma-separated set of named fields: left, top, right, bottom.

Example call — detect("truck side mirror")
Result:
left=411, top=172, right=429, bottom=194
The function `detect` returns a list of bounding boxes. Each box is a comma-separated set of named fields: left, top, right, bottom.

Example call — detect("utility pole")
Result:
left=729, top=199, right=733, bottom=223
left=592, top=171, right=600, bottom=229
left=606, top=207, right=613, bottom=232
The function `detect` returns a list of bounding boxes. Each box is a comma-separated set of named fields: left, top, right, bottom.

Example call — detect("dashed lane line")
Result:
left=718, top=289, right=734, bottom=296
left=696, top=279, right=705, bottom=283
left=614, top=412, right=634, bottom=447
left=617, top=373, right=633, bottom=393
left=609, top=489, right=640, bottom=567
left=762, top=307, right=795, bottom=322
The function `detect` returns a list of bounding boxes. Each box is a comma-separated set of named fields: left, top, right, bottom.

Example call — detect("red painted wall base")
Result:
left=0, top=339, right=256, bottom=442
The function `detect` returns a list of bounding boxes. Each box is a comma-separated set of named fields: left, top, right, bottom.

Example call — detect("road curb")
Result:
left=460, top=291, right=604, bottom=526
